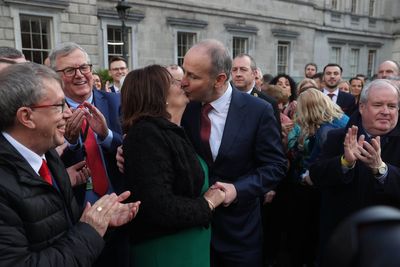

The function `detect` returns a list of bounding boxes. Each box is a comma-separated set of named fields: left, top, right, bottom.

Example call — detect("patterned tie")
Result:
left=200, top=103, right=214, bottom=165
left=39, top=159, right=53, bottom=185
left=328, top=93, right=335, bottom=100
left=82, top=118, right=109, bottom=196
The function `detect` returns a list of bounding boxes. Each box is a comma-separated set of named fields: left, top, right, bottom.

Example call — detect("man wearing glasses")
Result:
left=108, top=56, right=128, bottom=93
left=0, top=62, right=139, bottom=266
left=48, top=42, right=126, bottom=267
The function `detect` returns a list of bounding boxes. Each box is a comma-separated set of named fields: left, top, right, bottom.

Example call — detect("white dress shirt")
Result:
left=323, top=88, right=339, bottom=103
left=207, top=83, right=232, bottom=161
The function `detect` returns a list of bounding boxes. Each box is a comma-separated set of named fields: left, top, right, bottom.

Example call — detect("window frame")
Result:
left=276, top=41, right=290, bottom=74
left=232, top=36, right=249, bottom=59
left=175, top=31, right=197, bottom=66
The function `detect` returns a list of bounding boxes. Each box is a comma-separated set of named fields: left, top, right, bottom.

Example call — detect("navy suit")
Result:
left=336, top=91, right=356, bottom=116
left=182, top=87, right=287, bottom=266
left=61, top=89, right=127, bottom=267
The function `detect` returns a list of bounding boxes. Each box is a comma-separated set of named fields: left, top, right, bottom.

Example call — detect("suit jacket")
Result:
left=310, top=111, right=400, bottom=251
left=250, top=87, right=282, bottom=134
left=336, top=91, right=356, bottom=116
left=62, top=89, right=123, bottom=205
left=182, top=87, right=287, bottom=252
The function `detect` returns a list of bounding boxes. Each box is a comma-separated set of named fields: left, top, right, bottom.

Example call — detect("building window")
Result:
left=351, top=0, right=357, bottom=13
left=368, top=0, right=375, bottom=16
left=277, top=41, right=290, bottom=74
left=367, top=50, right=376, bottom=78
left=331, top=0, right=338, bottom=10
left=232, top=37, right=248, bottom=58
left=349, top=48, right=360, bottom=77
left=20, top=15, right=51, bottom=64
left=107, top=25, right=131, bottom=64
left=330, top=47, right=341, bottom=65
left=177, top=32, right=197, bottom=66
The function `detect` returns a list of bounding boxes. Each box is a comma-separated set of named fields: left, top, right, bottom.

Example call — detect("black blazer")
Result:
left=336, top=91, right=356, bottom=116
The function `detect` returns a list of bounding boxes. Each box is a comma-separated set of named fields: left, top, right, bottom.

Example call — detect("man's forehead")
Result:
left=110, top=60, right=127, bottom=67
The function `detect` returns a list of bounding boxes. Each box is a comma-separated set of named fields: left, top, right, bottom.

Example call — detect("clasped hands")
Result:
left=206, top=182, right=237, bottom=208
left=80, top=191, right=140, bottom=237
left=343, top=126, right=383, bottom=170
left=64, top=102, right=109, bottom=143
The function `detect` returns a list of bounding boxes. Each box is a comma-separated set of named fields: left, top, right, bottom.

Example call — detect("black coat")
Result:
left=124, top=116, right=212, bottom=243
left=0, top=134, right=104, bottom=266
left=310, top=111, right=400, bottom=249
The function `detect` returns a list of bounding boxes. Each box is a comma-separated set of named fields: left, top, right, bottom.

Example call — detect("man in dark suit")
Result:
left=49, top=42, right=127, bottom=267
left=181, top=39, right=287, bottom=267
left=310, top=79, right=400, bottom=262
left=322, top=63, right=356, bottom=116
left=231, top=53, right=281, bottom=132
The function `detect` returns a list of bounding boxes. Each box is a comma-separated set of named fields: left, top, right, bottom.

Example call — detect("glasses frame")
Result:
left=29, top=99, right=67, bottom=113
left=110, top=66, right=127, bottom=72
left=56, top=64, right=93, bottom=77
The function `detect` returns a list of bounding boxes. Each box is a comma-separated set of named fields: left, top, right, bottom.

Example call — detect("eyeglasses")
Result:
left=56, top=64, right=93, bottom=77
left=29, top=99, right=67, bottom=113
left=110, top=67, right=127, bottom=72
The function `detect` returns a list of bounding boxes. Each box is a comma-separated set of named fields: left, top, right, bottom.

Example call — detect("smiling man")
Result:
left=310, top=79, right=400, bottom=261
left=49, top=42, right=126, bottom=267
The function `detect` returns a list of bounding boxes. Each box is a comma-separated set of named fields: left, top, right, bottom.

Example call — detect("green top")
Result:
left=130, top=156, right=211, bottom=267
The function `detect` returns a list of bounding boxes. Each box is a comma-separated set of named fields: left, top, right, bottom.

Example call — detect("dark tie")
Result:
left=328, top=93, right=335, bottom=99
left=39, top=159, right=53, bottom=185
left=200, top=103, right=214, bottom=165
left=82, top=118, right=109, bottom=196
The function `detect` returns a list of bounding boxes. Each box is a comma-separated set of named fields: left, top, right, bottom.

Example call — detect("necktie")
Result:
left=200, top=103, right=214, bottom=165
left=82, top=119, right=109, bottom=196
left=328, top=93, right=335, bottom=99
left=39, top=159, right=53, bottom=185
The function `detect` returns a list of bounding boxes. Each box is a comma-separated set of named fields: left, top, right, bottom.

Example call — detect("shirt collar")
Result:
left=1, top=132, right=44, bottom=175
left=65, top=92, right=93, bottom=109
left=209, top=83, right=232, bottom=113
left=323, top=88, right=339, bottom=95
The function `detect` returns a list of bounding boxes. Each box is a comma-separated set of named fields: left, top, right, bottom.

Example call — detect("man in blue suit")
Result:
left=181, top=39, right=287, bottom=267
left=49, top=42, right=127, bottom=267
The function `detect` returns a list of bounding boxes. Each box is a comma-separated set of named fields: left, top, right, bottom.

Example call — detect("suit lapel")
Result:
left=214, top=89, right=247, bottom=164
left=93, top=90, right=110, bottom=126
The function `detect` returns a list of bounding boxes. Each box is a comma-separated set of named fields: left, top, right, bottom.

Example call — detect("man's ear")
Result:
left=214, top=73, right=228, bottom=89
left=15, top=107, right=35, bottom=129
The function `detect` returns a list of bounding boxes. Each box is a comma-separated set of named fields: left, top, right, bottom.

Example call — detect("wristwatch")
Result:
left=374, top=162, right=387, bottom=176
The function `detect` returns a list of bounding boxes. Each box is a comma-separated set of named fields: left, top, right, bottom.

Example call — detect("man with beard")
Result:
left=304, top=62, right=318, bottom=79
left=322, top=63, right=356, bottom=116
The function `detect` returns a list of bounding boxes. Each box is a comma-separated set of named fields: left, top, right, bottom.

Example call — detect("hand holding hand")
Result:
left=211, top=182, right=237, bottom=207
left=203, top=187, right=225, bottom=210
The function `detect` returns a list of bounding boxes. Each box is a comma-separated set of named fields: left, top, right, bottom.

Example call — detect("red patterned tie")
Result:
left=39, top=159, right=53, bottom=185
left=82, top=119, right=109, bottom=196
left=328, top=93, right=335, bottom=99
left=200, top=103, right=214, bottom=165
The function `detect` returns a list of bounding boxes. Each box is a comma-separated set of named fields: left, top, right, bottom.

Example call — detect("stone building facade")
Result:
left=0, top=0, right=399, bottom=79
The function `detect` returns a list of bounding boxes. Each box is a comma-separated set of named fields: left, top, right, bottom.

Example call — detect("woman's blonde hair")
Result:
left=295, top=88, right=344, bottom=136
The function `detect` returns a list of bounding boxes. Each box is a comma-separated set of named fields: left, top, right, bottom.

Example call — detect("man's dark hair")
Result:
left=313, top=72, right=323, bottom=79
left=262, top=74, right=274, bottom=84
left=323, top=63, right=343, bottom=74
left=0, top=47, right=24, bottom=59
left=109, top=56, right=127, bottom=68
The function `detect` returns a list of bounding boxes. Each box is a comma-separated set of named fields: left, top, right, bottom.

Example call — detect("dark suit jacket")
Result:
left=336, top=91, right=356, bottom=116
left=182, top=86, right=287, bottom=252
left=310, top=111, right=400, bottom=253
left=250, top=87, right=282, bottom=134
left=62, top=89, right=123, bottom=205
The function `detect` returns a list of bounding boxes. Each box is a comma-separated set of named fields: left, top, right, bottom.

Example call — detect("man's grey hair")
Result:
left=359, top=79, right=400, bottom=106
left=0, top=47, right=24, bottom=59
left=48, top=42, right=90, bottom=69
left=234, top=53, right=257, bottom=71
left=0, top=62, right=62, bottom=131
left=193, top=39, right=232, bottom=82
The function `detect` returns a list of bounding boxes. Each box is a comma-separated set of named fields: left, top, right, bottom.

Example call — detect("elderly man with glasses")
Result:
left=48, top=42, right=127, bottom=267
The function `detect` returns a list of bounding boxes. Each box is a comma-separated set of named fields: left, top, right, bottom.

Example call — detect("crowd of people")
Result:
left=0, top=41, right=400, bottom=267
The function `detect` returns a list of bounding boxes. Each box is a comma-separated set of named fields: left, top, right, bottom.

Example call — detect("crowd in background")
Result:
left=0, top=42, right=400, bottom=267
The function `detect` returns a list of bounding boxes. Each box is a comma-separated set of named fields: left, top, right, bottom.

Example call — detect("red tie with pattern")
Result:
left=39, top=159, right=53, bottom=185
left=200, top=103, right=214, bottom=165
left=328, top=93, right=335, bottom=99
left=82, top=119, right=109, bottom=196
